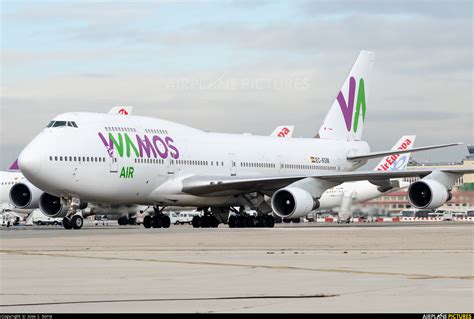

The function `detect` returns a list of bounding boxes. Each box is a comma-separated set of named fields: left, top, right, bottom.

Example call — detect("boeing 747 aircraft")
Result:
left=17, top=51, right=473, bottom=229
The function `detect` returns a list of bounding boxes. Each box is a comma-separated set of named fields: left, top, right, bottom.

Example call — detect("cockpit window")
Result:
left=46, top=120, right=78, bottom=128
left=52, top=121, right=67, bottom=127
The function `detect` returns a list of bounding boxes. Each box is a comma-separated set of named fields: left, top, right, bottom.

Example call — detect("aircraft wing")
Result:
left=181, top=168, right=474, bottom=196
left=347, top=142, right=462, bottom=161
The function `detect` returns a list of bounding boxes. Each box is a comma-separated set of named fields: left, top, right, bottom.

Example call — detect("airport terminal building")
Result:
left=359, top=145, right=474, bottom=212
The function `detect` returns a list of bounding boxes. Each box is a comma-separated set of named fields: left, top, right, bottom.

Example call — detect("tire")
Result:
left=37, top=221, right=43, bottom=226
left=162, top=215, right=171, bottom=228
left=257, top=215, right=266, bottom=228
left=117, top=217, right=127, bottom=225
left=236, top=215, right=245, bottom=228
left=265, top=215, right=275, bottom=228
left=210, top=216, right=219, bottom=228
left=71, top=215, right=83, bottom=230
left=53, top=221, right=59, bottom=226
left=228, top=215, right=236, bottom=228
left=63, top=218, right=72, bottom=229
left=192, top=216, right=201, bottom=228
left=248, top=216, right=256, bottom=228
left=152, top=215, right=163, bottom=228
left=200, top=215, right=210, bottom=228
left=143, top=215, right=152, bottom=228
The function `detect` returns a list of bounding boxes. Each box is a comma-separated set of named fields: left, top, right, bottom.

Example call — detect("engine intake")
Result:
left=271, top=187, right=319, bottom=219
left=408, top=179, right=450, bottom=209
left=39, top=193, right=68, bottom=218
left=9, top=182, right=42, bottom=209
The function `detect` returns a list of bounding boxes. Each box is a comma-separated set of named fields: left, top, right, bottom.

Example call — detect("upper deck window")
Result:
left=53, top=121, right=67, bottom=127
left=46, top=120, right=78, bottom=128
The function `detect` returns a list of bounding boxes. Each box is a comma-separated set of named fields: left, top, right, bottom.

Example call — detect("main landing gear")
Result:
left=117, top=216, right=137, bottom=225
left=228, top=210, right=275, bottom=228
left=143, top=206, right=171, bottom=229
left=192, top=209, right=219, bottom=228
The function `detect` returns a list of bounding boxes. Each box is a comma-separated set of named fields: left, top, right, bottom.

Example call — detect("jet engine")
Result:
left=408, top=179, right=451, bottom=209
left=9, top=182, right=42, bottom=209
left=271, top=187, right=319, bottom=219
left=39, top=193, right=68, bottom=218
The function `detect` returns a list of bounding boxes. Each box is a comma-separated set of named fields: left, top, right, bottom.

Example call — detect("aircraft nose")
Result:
left=18, top=142, right=42, bottom=177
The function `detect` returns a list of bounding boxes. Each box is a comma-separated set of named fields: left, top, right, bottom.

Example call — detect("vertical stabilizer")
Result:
left=317, top=51, right=375, bottom=141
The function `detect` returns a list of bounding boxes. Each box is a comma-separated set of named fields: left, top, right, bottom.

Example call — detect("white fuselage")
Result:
left=318, top=180, right=409, bottom=211
left=19, top=112, right=370, bottom=207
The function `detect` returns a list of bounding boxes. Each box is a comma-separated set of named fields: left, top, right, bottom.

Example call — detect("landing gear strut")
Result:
left=62, top=197, right=83, bottom=230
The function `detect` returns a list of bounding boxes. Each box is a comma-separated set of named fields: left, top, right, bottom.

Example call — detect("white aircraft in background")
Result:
left=270, top=126, right=294, bottom=138
left=0, top=160, right=36, bottom=217
left=317, top=135, right=416, bottom=221
left=18, top=50, right=472, bottom=230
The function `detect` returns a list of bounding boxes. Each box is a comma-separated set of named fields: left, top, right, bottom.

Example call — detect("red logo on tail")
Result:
left=118, top=108, right=129, bottom=115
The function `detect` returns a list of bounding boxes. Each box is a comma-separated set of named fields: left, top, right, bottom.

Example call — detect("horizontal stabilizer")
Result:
left=347, top=142, right=462, bottom=161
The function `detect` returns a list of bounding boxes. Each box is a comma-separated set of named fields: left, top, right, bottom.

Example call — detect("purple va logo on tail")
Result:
left=337, top=76, right=366, bottom=133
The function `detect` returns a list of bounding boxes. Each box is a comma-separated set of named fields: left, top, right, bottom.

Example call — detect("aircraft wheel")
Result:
left=257, top=215, right=266, bottom=228
left=236, top=215, right=245, bottom=228
left=117, top=216, right=127, bottom=225
left=248, top=216, right=257, bottom=227
left=152, top=215, right=163, bottom=228
left=210, top=216, right=219, bottom=228
left=265, top=215, right=275, bottom=228
left=71, top=215, right=83, bottom=230
left=143, top=215, right=152, bottom=228
left=192, top=216, right=201, bottom=228
left=63, top=217, right=72, bottom=229
left=200, top=215, right=210, bottom=228
left=228, top=215, right=236, bottom=228
left=162, top=215, right=171, bottom=228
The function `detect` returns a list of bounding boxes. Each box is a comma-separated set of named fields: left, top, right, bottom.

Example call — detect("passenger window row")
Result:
left=49, top=156, right=106, bottom=163
left=242, top=162, right=275, bottom=168
left=145, top=128, right=169, bottom=135
left=283, top=163, right=336, bottom=171
left=134, top=158, right=165, bottom=164
left=105, top=126, right=136, bottom=133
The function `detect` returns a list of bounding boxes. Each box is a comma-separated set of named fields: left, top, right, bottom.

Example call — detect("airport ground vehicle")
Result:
left=174, top=211, right=198, bottom=225
left=27, top=210, right=62, bottom=226
left=400, top=210, right=415, bottom=217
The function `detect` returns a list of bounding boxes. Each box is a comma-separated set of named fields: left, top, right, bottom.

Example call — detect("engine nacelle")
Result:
left=9, top=182, right=43, bottom=209
left=271, top=187, right=319, bottom=219
left=408, top=179, right=450, bottom=209
left=39, top=193, right=68, bottom=218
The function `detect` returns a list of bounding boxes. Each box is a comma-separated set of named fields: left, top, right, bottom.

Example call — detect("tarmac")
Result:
left=0, top=222, right=473, bottom=313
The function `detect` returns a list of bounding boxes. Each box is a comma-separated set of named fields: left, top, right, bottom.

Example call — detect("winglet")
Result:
left=108, top=106, right=133, bottom=115
left=271, top=125, right=295, bottom=138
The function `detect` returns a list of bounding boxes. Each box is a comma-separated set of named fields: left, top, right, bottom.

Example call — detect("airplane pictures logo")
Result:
left=337, top=76, right=366, bottom=133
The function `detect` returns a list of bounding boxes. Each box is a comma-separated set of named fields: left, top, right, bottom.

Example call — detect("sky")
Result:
left=1, top=0, right=473, bottom=170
